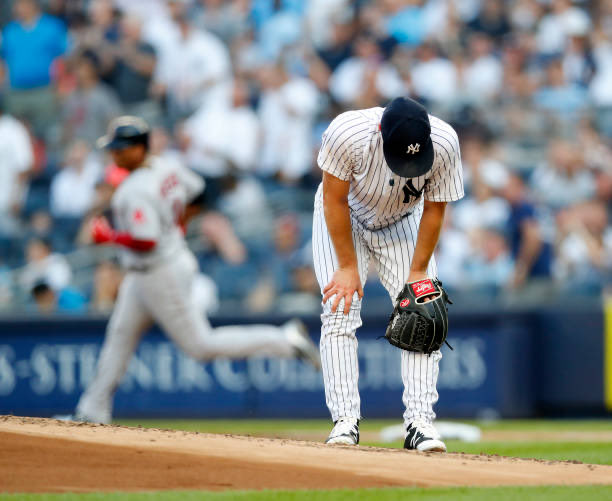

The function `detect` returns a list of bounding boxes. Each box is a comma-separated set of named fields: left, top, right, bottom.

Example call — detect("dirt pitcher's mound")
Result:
left=1, top=416, right=611, bottom=493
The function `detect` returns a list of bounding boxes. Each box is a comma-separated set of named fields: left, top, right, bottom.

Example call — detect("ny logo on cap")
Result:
left=406, top=143, right=420, bottom=155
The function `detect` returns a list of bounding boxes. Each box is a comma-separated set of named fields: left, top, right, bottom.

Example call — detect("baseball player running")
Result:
left=314, top=97, right=464, bottom=451
left=70, top=116, right=320, bottom=424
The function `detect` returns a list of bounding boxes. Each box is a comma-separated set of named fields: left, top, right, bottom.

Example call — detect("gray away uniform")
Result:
left=77, top=156, right=299, bottom=423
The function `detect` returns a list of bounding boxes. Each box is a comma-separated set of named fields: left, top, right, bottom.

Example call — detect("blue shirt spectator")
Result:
left=2, top=3, right=67, bottom=90
left=508, top=201, right=553, bottom=278
left=31, top=281, right=87, bottom=313
left=386, top=5, right=425, bottom=46
left=533, top=60, right=589, bottom=116
left=501, top=174, right=553, bottom=287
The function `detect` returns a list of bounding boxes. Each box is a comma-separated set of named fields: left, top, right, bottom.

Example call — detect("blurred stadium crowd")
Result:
left=0, top=0, right=611, bottom=315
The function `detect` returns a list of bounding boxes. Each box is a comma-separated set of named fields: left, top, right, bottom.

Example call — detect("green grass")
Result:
left=116, top=418, right=612, bottom=465
left=3, top=486, right=612, bottom=501
left=444, top=440, right=612, bottom=465
left=116, top=417, right=612, bottom=433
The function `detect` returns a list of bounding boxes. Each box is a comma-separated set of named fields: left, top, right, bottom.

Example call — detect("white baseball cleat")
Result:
left=283, top=319, right=321, bottom=370
left=326, top=417, right=359, bottom=445
left=404, top=418, right=447, bottom=452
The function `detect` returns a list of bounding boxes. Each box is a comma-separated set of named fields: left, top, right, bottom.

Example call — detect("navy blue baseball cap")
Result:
left=380, top=97, right=434, bottom=178
left=97, top=116, right=150, bottom=150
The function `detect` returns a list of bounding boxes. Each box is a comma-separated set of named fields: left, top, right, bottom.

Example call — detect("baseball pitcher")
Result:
left=314, top=97, right=464, bottom=451
left=71, top=116, right=320, bottom=424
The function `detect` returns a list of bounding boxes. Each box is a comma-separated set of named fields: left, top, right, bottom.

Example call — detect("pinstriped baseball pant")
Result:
left=313, top=196, right=441, bottom=427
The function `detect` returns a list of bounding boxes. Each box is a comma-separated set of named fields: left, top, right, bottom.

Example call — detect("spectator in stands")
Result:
left=217, top=173, right=273, bottom=243
left=19, top=238, right=72, bottom=294
left=467, top=0, right=512, bottom=40
left=199, top=212, right=247, bottom=265
left=62, top=51, right=122, bottom=147
left=256, top=0, right=303, bottom=61
left=310, top=11, right=354, bottom=72
left=502, top=174, right=554, bottom=294
left=277, top=246, right=321, bottom=315
left=246, top=214, right=313, bottom=313
left=380, top=0, right=427, bottom=46
left=531, top=140, right=596, bottom=211
left=151, top=0, right=232, bottom=120
left=410, top=42, right=458, bottom=109
left=257, top=63, right=320, bottom=182
left=0, top=96, right=34, bottom=242
left=461, top=33, right=504, bottom=103
left=266, top=214, right=303, bottom=295
left=330, top=31, right=405, bottom=108
left=0, top=261, right=12, bottom=310
left=80, top=0, right=120, bottom=49
left=594, top=168, right=612, bottom=216
left=454, top=134, right=510, bottom=231
left=453, top=175, right=510, bottom=234
left=193, top=0, right=251, bottom=44
left=31, top=280, right=86, bottom=313
left=68, top=1, right=118, bottom=74
left=26, top=210, right=53, bottom=241
left=555, top=201, right=612, bottom=294
left=535, top=0, right=590, bottom=57
left=562, top=18, right=595, bottom=87
left=589, top=29, right=612, bottom=136
left=99, top=14, right=159, bottom=124
left=533, top=59, right=589, bottom=118
left=90, top=260, right=122, bottom=313
left=435, top=207, right=471, bottom=292
left=0, top=0, right=611, bottom=312
left=181, top=78, right=259, bottom=179
left=50, top=140, right=102, bottom=218
left=149, top=126, right=183, bottom=165
left=465, top=228, right=514, bottom=295
left=1, top=0, right=67, bottom=138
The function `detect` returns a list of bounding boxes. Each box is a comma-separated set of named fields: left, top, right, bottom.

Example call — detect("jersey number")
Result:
left=402, top=180, right=424, bottom=203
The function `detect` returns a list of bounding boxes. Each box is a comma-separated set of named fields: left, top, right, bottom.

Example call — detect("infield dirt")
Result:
left=1, top=416, right=611, bottom=493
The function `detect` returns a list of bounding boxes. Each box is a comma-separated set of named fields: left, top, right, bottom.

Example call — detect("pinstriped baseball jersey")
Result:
left=317, top=107, right=464, bottom=229
left=314, top=105, right=465, bottom=429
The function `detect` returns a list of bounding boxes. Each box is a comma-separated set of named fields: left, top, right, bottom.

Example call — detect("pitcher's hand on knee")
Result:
left=322, top=267, right=363, bottom=315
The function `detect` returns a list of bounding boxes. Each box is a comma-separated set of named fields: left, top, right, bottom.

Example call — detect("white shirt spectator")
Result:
left=50, top=154, right=102, bottom=218
left=531, top=164, right=596, bottom=210
left=154, top=26, right=232, bottom=111
left=183, top=104, right=260, bottom=177
left=435, top=227, right=470, bottom=288
left=259, top=9, right=302, bottom=60
left=453, top=197, right=511, bottom=232
left=329, top=59, right=406, bottom=106
left=411, top=57, right=458, bottom=105
left=0, top=114, right=33, bottom=216
left=20, top=253, right=72, bottom=293
left=258, top=77, right=319, bottom=180
left=306, top=0, right=350, bottom=49
left=536, top=6, right=591, bottom=55
left=556, top=228, right=612, bottom=281
left=218, top=177, right=272, bottom=241
left=462, top=54, right=503, bottom=101
left=113, top=0, right=168, bottom=21
left=590, top=41, right=612, bottom=107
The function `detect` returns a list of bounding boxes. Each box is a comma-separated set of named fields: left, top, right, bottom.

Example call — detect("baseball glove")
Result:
left=384, top=278, right=452, bottom=354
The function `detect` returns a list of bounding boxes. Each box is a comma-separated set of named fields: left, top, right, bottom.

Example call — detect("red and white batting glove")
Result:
left=91, top=217, right=114, bottom=244
left=90, top=216, right=156, bottom=251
